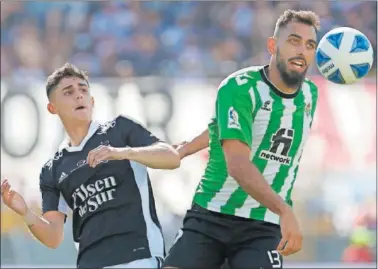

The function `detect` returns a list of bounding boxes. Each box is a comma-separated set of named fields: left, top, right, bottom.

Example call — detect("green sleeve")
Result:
left=216, top=76, right=253, bottom=147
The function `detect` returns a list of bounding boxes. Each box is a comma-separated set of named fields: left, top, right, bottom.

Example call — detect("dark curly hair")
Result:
left=274, top=10, right=321, bottom=37
left=46, top=63, right=89, bottom=99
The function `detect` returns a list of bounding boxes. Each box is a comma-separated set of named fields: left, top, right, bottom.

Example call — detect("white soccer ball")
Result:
left=316, top=27, right=374, bottom=84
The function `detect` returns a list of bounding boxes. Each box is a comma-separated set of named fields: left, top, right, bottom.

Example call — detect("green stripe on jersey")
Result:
left=309, top=82, right=318, bottom=126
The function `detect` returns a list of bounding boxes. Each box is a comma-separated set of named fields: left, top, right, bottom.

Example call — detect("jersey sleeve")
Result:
left=116, top=115, right=163, bottom=147
left=39, top=167, right=68, bottom=216
left=216, top=75, right=253, bottom=147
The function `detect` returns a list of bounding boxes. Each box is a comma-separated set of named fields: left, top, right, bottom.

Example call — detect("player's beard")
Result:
left=276, top=48, right=307, bottom=88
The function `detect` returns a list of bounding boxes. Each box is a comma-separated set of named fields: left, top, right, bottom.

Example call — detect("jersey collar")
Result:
left=260, top=65, right=301, bottom=99
left=59, top=120, right=100, bottom=152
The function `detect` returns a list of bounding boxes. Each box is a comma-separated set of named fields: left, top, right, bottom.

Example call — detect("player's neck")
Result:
left=63, top=120, right=92, bottom=147
left=267, top=64, right=298, bottom=94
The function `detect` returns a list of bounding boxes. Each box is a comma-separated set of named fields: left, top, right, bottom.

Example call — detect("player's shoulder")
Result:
left=95, top=115, right=147, bottom=135
left=303, top=78, right=319, bottom=102
left=113, top=114, right=148, bottom=130
left=40, top=151, right=64, bottom=182
left=228, top=65, right=264, bottom=78
left=115, top=114, right=145, bottom=126
left=42, top=151, right=63, bottom=170
left=218, top=66, right=264, bottom=92
left=303, top=77, right=319, bottom=93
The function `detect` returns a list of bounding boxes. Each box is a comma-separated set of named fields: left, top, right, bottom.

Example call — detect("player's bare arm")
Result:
left=87, top=142, right=180, bottom=169
left=222, top=140, right=303, bottom=256
left=174, top=129, right=209, bottom=159
left=1, top=179, right=65, bottom=249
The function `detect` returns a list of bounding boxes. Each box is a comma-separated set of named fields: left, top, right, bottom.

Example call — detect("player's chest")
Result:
left=251, top=99, right=313, bottom=142
left=55, top=136, right=129, bottom=201
left=254, top=98, right=312, bottom=124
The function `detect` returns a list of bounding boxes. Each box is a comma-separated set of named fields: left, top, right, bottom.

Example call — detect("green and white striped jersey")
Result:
left=193, top=65, right=318, bottom=225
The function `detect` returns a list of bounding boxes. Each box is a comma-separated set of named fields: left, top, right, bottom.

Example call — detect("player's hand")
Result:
left=172, top=141, right=188, bottom=159
left=87, top=145, right=125, bottom=168
left=276, top=207, right=303, bottom=256
left=1, top=179, right=28, bottom=216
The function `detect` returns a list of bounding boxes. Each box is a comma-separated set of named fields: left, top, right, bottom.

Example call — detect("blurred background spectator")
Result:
left=1, top=1, right=376, bottom=80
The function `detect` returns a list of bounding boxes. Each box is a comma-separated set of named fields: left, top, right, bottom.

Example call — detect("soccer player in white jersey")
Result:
left=164, top=10, right=320, bottom=269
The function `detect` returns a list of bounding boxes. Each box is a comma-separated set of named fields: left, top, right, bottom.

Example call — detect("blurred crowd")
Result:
left=1, top=1, right=377, bottom=266
left=1, top=1, right=377, bottom=80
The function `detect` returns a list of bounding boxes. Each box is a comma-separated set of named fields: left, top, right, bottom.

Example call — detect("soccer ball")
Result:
left=316, top=27, right=374, bottom=84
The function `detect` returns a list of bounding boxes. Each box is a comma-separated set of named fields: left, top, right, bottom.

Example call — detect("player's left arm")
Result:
left=173, top=129, right=209, bottom=159
left=121, top=141, right=180, bottom=169
left=87, top=116, right=180, bottom=169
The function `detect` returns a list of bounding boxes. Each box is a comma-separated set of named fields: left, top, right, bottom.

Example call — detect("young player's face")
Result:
left=48, top=77, right=94, bottom=122
left=275, top=21, right=317, bottom=87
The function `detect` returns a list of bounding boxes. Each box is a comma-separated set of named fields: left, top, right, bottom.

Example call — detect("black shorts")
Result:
left=163, top=203, right=283, bottom=269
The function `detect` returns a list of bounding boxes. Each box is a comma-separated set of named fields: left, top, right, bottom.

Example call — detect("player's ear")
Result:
left=47, top=102, right=57, bottom=115
left=91, top=96, right=94, bottom=107
left=267, top=37, right=277, bottom=56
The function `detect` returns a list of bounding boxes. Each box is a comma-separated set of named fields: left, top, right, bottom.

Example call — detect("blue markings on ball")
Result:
left=350, top=34, right=370, bottom=53
left=327, top=69, right=346, bottom=84
left=350, top=63, right=371, bottom=78
left=316, top=49, right=331, bottom=68
left=326, top=32, right=344, bottom=49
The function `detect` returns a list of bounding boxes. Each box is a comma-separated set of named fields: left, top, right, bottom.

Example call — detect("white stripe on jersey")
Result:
left=130, top=161, right=165, bottom=259
left=58, top=193, right=69, bottom=214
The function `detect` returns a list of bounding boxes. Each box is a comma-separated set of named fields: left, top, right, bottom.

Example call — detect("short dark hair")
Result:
left=274, top=10, right=321, bottom=37
left=46, top=63, right=89, bottom=98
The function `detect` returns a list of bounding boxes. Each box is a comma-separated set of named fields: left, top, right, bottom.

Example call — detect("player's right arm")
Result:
left=217, top=75, right=302, bottom=256
left=1, top=171, right=66, bottom=249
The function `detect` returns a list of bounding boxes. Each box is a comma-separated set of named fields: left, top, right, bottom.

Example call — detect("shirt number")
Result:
left=267, top=250, right=281, bottom=268
left=235, top=75, right=248, bottom=85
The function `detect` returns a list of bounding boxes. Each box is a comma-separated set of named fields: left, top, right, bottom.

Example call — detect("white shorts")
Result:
left=104, top=257, right=161, bottom=268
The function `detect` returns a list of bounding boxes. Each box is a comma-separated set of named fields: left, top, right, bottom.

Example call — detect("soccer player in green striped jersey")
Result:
left=164, top=10, right=321, bottom=269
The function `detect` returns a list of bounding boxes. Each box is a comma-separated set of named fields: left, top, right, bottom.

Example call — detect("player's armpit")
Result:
left=26, top=210, right=65, bottom=249
left=117, top=115, right=163, bottom=148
